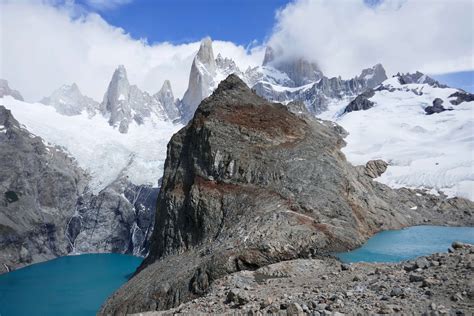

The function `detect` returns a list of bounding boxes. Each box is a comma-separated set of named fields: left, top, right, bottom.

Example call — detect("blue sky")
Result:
left=77, top=0, right=291, bottom=46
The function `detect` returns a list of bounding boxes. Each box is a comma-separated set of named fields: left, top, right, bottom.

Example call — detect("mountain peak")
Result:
left=357, top=63, right=388, bottom=89
left=41, top=82, right=98, bottom=116
left=0, top=79, right=24, bottom=101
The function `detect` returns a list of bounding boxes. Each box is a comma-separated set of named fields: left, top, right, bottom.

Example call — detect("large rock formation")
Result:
left=154, top=80, right=180, bottom=121
left=41, top=83, right=99, bottom=116
left=101, top=65, right=179, bottom=133
left=100, top=75, right=473, bottom=315
left=0, top=79, right=24, bottom=101
left=180, top=38, right=218, bottom=122
left=0, top=105, right=88, bottom=273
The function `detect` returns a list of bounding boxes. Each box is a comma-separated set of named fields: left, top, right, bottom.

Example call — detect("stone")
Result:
left=390, top=287, right=403, bottom=297
left=415, top=258, right=430, bottom=269
left=409, top=274, right=424, bottom=282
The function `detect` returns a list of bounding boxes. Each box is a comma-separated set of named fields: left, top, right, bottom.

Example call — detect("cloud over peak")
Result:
left=268, top=0, right=473, bottom=78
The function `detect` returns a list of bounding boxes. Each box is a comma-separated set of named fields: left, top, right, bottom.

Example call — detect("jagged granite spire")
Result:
left=101, top=65, right=132, bottom=133
left=155, top=80, right=180, bottom=121
left=357, top=63, right=387, bottom=89
left=180, top=37, right=218, bottom=121
left=41, top=83, right=99, bottom=116
left=0, top=79, right=24, bottom=101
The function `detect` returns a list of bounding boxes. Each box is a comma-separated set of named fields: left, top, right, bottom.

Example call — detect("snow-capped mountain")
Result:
left=40, top=83, right=99, bottom=116
left=261, top=46, right=324, bottom=86
left=0, top=79, right=23, bottom=101
left=178, top=38, right=388, bottom=120
left=319, top=74, right=474, bottom=200
left=101, top=65, right=179, bottom=133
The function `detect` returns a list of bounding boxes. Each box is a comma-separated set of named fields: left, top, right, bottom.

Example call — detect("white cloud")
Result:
left=0, top=1, right=264, bottom=101
left=268, top=0, right=474, bottom=78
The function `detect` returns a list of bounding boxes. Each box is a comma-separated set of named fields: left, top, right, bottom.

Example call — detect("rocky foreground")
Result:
left=134, top=242, right=474, bottom=315
left=100, top=75, right=473, bottom=315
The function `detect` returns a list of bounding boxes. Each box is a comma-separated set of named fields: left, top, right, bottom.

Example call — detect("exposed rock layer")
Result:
left=100, top=75, right=473, bottom=315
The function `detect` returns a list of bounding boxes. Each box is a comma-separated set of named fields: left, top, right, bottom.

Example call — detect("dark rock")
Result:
left=449, top=91, right=474, bottom=105
left=409, top=274, right=424, bottom=282
left=415, top=257, right=430, bottom=269
left=425, top=98, right=452, bottom=115
left=343, top=89, right=375, bottom=113
left=0, top=106, right=87, bottom=271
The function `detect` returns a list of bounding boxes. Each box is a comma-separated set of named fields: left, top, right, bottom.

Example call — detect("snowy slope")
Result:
left=0, top=96, right=182, bottom=194
left=319, top=78, right=474, bottom=200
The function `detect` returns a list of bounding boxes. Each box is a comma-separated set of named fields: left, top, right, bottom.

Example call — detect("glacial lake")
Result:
left=337, top=225, right=474, bottom=263
left=0, top=253, right=142, bottom=316
left=0, top=227, right=473, bottom=316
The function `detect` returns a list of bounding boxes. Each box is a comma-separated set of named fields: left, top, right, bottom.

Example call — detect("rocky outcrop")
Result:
left=0, top=105, right=88, bottom=273
left=364, top=159, right=388, bottom=178
left=396, top=71, right=447, bottom=88
left=449, top=91, right=474, bottom=105
left=41, top=83, right=99, bottom=116
left=0, top=79, right=23, bottom=101
left=425, top=98, right=452, bottom=115
left=180, top=38, right=218, bottom=122
left=144, top=243, right=474, bottom=315
left=343, top=89, right=376, bottom=113
left=100, top=75, right=473, bottom=315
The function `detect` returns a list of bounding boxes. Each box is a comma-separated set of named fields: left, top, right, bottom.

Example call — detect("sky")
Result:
left=0, top=0, right=473, bottom=101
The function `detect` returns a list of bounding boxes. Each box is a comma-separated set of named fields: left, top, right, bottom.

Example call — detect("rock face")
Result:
left=396, top=71, right=447, bottom=88
left=0, top=79, right=24, bottom=101
left=101, top=65, right=133, bottom=133
left=180, top=38, right=218, bottom=122
left=101, top=65, right=179, bottom=133
left=0, top=105, right=88, bottom=273
left=425, top=98, right=451, bottom=115
left=449, top=91, right=474, bottom=105
left=100, top=75, right=473, bottom=315
left=343, top=89, right=376, bottom=113
left=41, top=83, right=99, bottom=116
left=154, top=80, right=180, bottom=121
left=71, top=177, right=158, bottom=256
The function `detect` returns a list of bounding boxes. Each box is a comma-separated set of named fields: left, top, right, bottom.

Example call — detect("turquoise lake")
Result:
left=0, top=226, right=473, bottom=316
left=337, top=225, right=474, bottom=263
left=0, top=253, right=142, bottom=316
